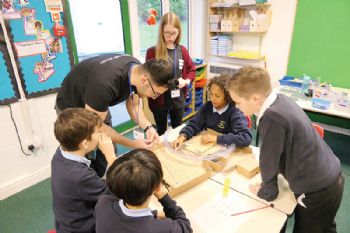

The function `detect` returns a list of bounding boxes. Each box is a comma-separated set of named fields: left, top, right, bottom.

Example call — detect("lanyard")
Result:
left=128, top=63, right=140, bottom=125
left=173, top=46, right=177, bottom=80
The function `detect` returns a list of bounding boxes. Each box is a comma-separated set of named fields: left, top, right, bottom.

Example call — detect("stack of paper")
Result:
left=218, top=35, right=233, bottom=56
left=210, top=36, right=219, bottom=56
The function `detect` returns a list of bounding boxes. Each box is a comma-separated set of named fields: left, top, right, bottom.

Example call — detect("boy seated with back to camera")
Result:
left=95, top=149, right=193, bottom=233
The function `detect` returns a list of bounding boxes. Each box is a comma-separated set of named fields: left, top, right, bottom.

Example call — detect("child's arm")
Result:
left=154, top=185, right=193, bottom=233
left=179, top=104, right=207, bottom=141
left=217, top=109, right=252, bottom=147
left=98, top=133, right=116, bottom=166
left=255, top=116, right=285, bottom=202
left=77, top=171, right=106, bottom=202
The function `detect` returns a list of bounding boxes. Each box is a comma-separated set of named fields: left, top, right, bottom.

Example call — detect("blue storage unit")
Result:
left=183, top=64, right=207, bottom=120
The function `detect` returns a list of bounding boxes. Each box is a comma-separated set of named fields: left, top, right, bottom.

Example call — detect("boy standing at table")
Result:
left=227, top=66, right=344, bottom=233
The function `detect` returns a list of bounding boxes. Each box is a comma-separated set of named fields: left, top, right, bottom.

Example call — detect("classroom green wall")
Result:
left=287, top=0, right=350, bottom=89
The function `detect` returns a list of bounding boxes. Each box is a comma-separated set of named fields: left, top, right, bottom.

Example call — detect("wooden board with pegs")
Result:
left=181, top=128, right=228, bottom=156
left=152, top=145, right=212, bottom=198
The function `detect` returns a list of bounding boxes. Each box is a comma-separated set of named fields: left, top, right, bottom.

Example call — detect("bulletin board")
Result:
left=0, top=48, right=16, bottom=102
left=287, top=0, right=350, bottom=89
left=1, top=0, right=73, bottom=97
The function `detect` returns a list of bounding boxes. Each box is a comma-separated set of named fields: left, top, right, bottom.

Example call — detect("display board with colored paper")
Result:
left=1, top=0, right=72, bottom=97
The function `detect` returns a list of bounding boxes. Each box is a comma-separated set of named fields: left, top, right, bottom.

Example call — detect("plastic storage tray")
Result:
left=312, top=98, right=331, bottom=110
left=279, top=76, right=303, bottom=88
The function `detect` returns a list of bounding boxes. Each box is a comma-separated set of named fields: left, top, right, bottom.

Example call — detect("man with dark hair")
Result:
left=56, top=54, right=174, bottom=176
left=95, top=149, right=192, bottom=233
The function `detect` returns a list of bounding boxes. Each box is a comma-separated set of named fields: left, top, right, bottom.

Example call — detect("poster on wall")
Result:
left=0, top=0, right=21, bottom=19
left=2, top=0, right=72, bottom=97
left=0, top=49, right=17, bottom=103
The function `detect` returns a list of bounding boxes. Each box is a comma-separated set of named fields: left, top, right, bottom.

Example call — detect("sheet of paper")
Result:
left=191, top=193, right=266, bottom=233
left=212, top=172, right=297, bottom=215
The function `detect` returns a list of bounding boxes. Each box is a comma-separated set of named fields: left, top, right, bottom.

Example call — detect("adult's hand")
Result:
left=132, top=138, right=155, bottom=149
left=145, top=126, right=160, bottom=144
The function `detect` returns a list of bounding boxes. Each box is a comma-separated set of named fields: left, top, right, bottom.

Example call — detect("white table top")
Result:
left=151, top=177, right=287, bottom=233
left=211, top=147, right=297, bottom=215
left=277, top=87, right=350, bottom=119
left=155, top=128, right=295, bottom=232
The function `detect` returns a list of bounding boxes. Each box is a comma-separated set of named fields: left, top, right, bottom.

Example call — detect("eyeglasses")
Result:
left=146, top=77, right=161, bottom=99
left=163, top=31, right=179, bottom=37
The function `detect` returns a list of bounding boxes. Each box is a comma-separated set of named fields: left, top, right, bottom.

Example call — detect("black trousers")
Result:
left=289, top=173, right=344, bottom=233
left=152, top=108, right=184, bottom=135
left=55, top=105, right=111, bottom=178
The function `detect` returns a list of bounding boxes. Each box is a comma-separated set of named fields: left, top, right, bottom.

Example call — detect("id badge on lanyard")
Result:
left=128, top=63, right=145, bottom=140
left=171, top=89, right=181, bottom=98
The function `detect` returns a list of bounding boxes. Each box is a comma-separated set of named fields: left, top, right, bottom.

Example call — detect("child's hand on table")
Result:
left=201, top=134, right=217, bottom=144
left=172, top=134, right=186, bottom=150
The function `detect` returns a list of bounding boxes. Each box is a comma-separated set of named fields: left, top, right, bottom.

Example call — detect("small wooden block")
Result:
left=236, top=157, right=260, bottom=178
left=203, top=157, right=228, bottom=172
left=235, top=146, right=253, bottom=154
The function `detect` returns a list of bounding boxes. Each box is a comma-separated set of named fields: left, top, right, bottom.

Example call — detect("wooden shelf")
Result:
left=183, top=64, right=208, bottom=121
left=211, top=54, right=266, bottom=61
left=210, top=3, right=271, bottom=8
left=195, top=63, right=207, bottom=69
left=209, top=31, right=267, bottom=35
left=183, top=112, right=196, bottom=121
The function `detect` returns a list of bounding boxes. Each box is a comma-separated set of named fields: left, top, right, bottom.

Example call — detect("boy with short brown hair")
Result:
left=227, top=66, right=344, bottom=233
left=52, top=108, right=116, bottom=233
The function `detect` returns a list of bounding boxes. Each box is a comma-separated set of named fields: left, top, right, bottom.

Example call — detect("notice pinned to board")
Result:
left=44, top=0, right=63, bottom=13
left=14, top=40, right=47, bottom=57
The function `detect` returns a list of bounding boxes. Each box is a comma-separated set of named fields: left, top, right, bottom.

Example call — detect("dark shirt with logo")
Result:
left=56, top=54, right=140, bottom=112
left=180, top=101, right=252, bottom=147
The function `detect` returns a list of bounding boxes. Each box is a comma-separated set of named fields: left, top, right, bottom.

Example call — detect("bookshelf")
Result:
left=208, top=0, right=271, bottom=62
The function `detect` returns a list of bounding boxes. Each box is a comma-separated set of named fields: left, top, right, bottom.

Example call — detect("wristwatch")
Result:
left=144, top=125, right=153, bottom=133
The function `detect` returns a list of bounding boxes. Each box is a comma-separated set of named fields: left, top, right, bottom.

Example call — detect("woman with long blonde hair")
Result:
left=146, top=12, right=195, bottom=135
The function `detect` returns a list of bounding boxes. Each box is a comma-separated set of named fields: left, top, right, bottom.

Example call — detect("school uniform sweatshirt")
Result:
left=257, top=94, right=341, bottom=201
left=180, top=101, right=252, bottom=147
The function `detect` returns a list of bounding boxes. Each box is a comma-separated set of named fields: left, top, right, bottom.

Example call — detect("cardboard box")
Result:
left=209, top=14, right=223, bottom=23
